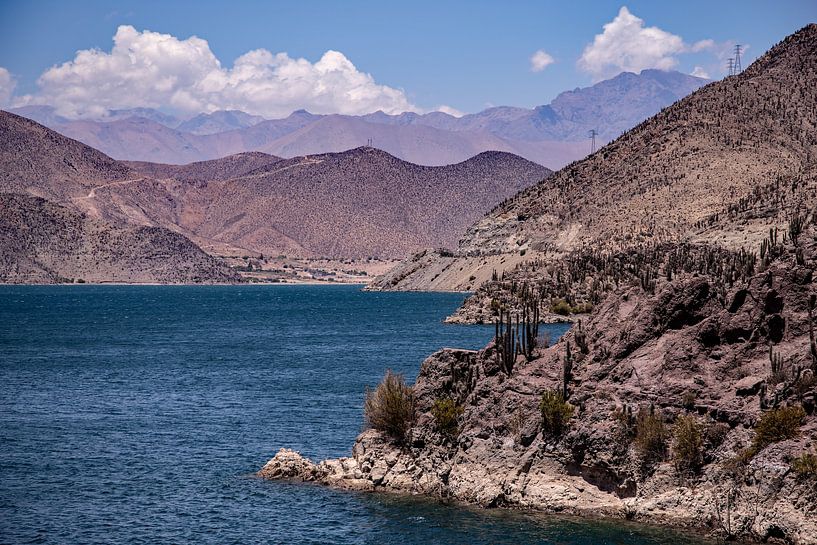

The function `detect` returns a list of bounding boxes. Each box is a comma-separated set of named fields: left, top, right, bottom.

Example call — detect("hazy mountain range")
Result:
left=8, top=69, right=707, bottom=169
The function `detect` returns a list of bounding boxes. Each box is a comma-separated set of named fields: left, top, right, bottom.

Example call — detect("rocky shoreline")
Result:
left=260, top=233, right=817, bottom=544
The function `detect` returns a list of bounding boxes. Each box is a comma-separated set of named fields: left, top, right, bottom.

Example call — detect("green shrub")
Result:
left=673, top=416, right=704, bottom=474
left=540, top=390, right=574, bottom=436
left=364, top=369, right=415, bottom=444
left=792, top=452, right=817, bottom=479
left=635, top=408, right=668, bottom=463
left=550, top=299, right=572, bottom=316
left=751, top=405, right=805, bottom=454
left=431, top=397, right=464, bottom=437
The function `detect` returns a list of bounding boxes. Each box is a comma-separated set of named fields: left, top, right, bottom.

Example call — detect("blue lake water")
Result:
left=0, top=284, right=712, bottom=544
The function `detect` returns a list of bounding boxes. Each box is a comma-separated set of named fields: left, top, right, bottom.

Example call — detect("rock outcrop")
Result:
left=261, top=225, right=817, bottom=543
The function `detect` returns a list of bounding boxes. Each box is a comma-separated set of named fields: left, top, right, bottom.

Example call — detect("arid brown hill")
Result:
left=0, top=111, right=238, bottom=284
left=374, top=24, right=817, bottom=293
left=0, top=193, right=239, bottom=284
left=89, top=147, right=551, bottom=259
left=0, top=110, right=132, bottom=201
left=124, top=151, right=282, bottom=183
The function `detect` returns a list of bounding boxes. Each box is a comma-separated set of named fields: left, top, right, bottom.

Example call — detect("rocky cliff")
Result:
left=260, top=218, right=817, bottom=543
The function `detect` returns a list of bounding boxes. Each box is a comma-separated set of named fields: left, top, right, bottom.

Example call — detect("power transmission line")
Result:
left=588, top=129, right=597, bottom=154
left=733, top=44, right=743, bottom=73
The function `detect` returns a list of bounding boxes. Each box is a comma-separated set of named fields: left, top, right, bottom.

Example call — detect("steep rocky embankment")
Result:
left=261, top=220, right=817, bottom=543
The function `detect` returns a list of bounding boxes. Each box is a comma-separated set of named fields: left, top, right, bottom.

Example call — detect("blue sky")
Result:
left=0, top=0, right=814, bottom=118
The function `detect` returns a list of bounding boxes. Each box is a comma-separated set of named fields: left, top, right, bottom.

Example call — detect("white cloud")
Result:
left=529, top=50, right=555, bottom=72
left=691, top=66, right=710, bottom=79
left=0, top=67, right=16, bottom=107
left=578, top=7, right=719, bottom=81
left=434, top=104, right=465, bottom=117
left=691, top=39, right=715, bottom=52
left=31, top=25, right=418, bottom=119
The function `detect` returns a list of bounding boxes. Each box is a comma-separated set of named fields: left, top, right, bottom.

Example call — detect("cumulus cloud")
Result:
left=691, top=66, right=710, bottom=79
left=0, top=67, right=16, bottom=107
left=578, top=7, right=721, bottom=81
left=32, top=25, right=418, bottom=119
left=530, top=50, right=555, bottom=72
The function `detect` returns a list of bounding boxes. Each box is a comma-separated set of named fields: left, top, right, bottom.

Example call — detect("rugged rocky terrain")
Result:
left=71, top=148, right=551, bottom=259
left=259, top=25, right=817, bottom=544
left=373, top=24, right=817, bottom=304
left=8, top=69, right=706, bottom=168
left=0, top=193, right=239, bottom=284
left=0, top=111, right=239, bottom=284
left=261, top=218, right=817, bottom=544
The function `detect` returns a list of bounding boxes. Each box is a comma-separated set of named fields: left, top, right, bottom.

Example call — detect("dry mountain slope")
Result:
left=374, top=23, right=817, bottom=294
left=0, top=111, right=239, bottom=284
left=0, top=110, right=132, bottom=201
left=93, top=147, right=552, bottom=259
left=0, top=193, right=239, bottom=284
left=124, top=151, right=283, bottom=183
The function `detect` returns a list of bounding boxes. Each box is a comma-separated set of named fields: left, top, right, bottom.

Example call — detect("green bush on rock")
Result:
left=431, top=397, right=464, bottom=438
left=751, top=405, right=805, bottom=455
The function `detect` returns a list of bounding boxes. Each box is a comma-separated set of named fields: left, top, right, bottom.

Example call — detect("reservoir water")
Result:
left=1, top=284, right=713, bottom=544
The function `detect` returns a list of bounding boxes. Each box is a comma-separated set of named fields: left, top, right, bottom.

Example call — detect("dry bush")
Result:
left=792, top=452, right=817, bottom=479
left=364, top=369, right=415, bottom=444
left=540, top=390, right=574, bottom=436
left=673, top=416, right=704, bottom=474
left=750, top=405, right=806, bottom=455
left=635, top=408, right=668, bottom=464
left=705, top=422, right=731, bottom=450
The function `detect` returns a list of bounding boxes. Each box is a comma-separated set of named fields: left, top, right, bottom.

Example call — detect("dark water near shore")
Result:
left=1, top=285, right=712, bottom=544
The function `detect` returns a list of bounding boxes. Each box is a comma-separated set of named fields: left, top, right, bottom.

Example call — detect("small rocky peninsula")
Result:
left=261, top=222, right=817, bottom=544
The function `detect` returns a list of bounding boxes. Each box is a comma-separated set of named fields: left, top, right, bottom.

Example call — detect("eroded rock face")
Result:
left=261, top=229, right=817, bottom=544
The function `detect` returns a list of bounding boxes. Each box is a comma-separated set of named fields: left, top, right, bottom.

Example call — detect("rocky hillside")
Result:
left=90, top=148, right=551, bottom=259
left=374, top=24, right=817, bottom=297
left=0, top=193, right=239, bottom=284
left=0, top=112, right=240, bottom=284
left=260, top=215, right=817, bottom=544
left=124, top=152, right=282, bottom=183
left=0, top=110, right=133, bottom=200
